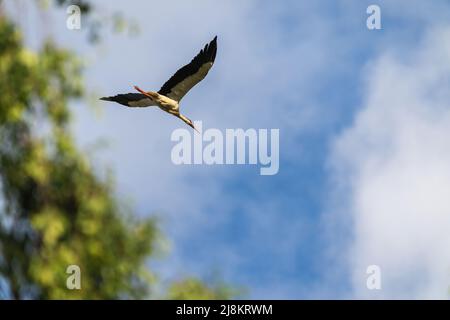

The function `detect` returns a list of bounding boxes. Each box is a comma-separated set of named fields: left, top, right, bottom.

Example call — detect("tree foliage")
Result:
left=0, top=5, right=236, bottom=300
left=0, top=17, right=157, bottom=299
left=167, top=278, right=241, bottom=300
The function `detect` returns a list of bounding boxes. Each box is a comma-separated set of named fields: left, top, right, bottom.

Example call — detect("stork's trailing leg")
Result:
left=133, top=86, right=158, bottom=100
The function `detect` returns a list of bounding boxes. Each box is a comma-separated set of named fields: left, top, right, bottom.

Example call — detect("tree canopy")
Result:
left=0, top=3, right=235, bottom=300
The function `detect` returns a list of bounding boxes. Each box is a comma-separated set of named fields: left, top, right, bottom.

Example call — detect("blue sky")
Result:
left=8, top=0, right=450, bottom=299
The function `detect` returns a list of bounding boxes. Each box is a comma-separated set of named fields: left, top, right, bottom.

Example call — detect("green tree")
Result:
left=0, top=4, right=236, bottom=300
left=168, top=278, right=241, bottom=300
left=0, top=16, right=157, bottom=299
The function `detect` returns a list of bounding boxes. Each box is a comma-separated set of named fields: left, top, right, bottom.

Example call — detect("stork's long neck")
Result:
left=178, top=114, right=190, bottom=124
left=178, top=114, right=199, bottom=133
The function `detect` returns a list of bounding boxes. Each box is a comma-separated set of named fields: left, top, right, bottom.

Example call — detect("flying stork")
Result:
left=100, top=36, right=218, bottom=132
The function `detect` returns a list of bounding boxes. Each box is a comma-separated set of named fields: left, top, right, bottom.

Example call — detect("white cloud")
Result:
left=330, top=27, right=450, bottom=299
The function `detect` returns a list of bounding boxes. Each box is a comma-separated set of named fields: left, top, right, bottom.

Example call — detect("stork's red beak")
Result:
left=190, top=122, right=200, bottom=134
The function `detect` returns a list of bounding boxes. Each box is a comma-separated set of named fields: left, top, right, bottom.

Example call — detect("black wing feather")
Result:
left=158, top=36, right=217, bottom=98
left=100, top=93, right=148, bottom=107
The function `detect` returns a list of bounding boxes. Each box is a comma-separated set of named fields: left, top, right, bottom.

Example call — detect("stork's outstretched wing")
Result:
left=100, top=93, right=155, bottom=107
left=158, top=36, right=217, bottom=102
